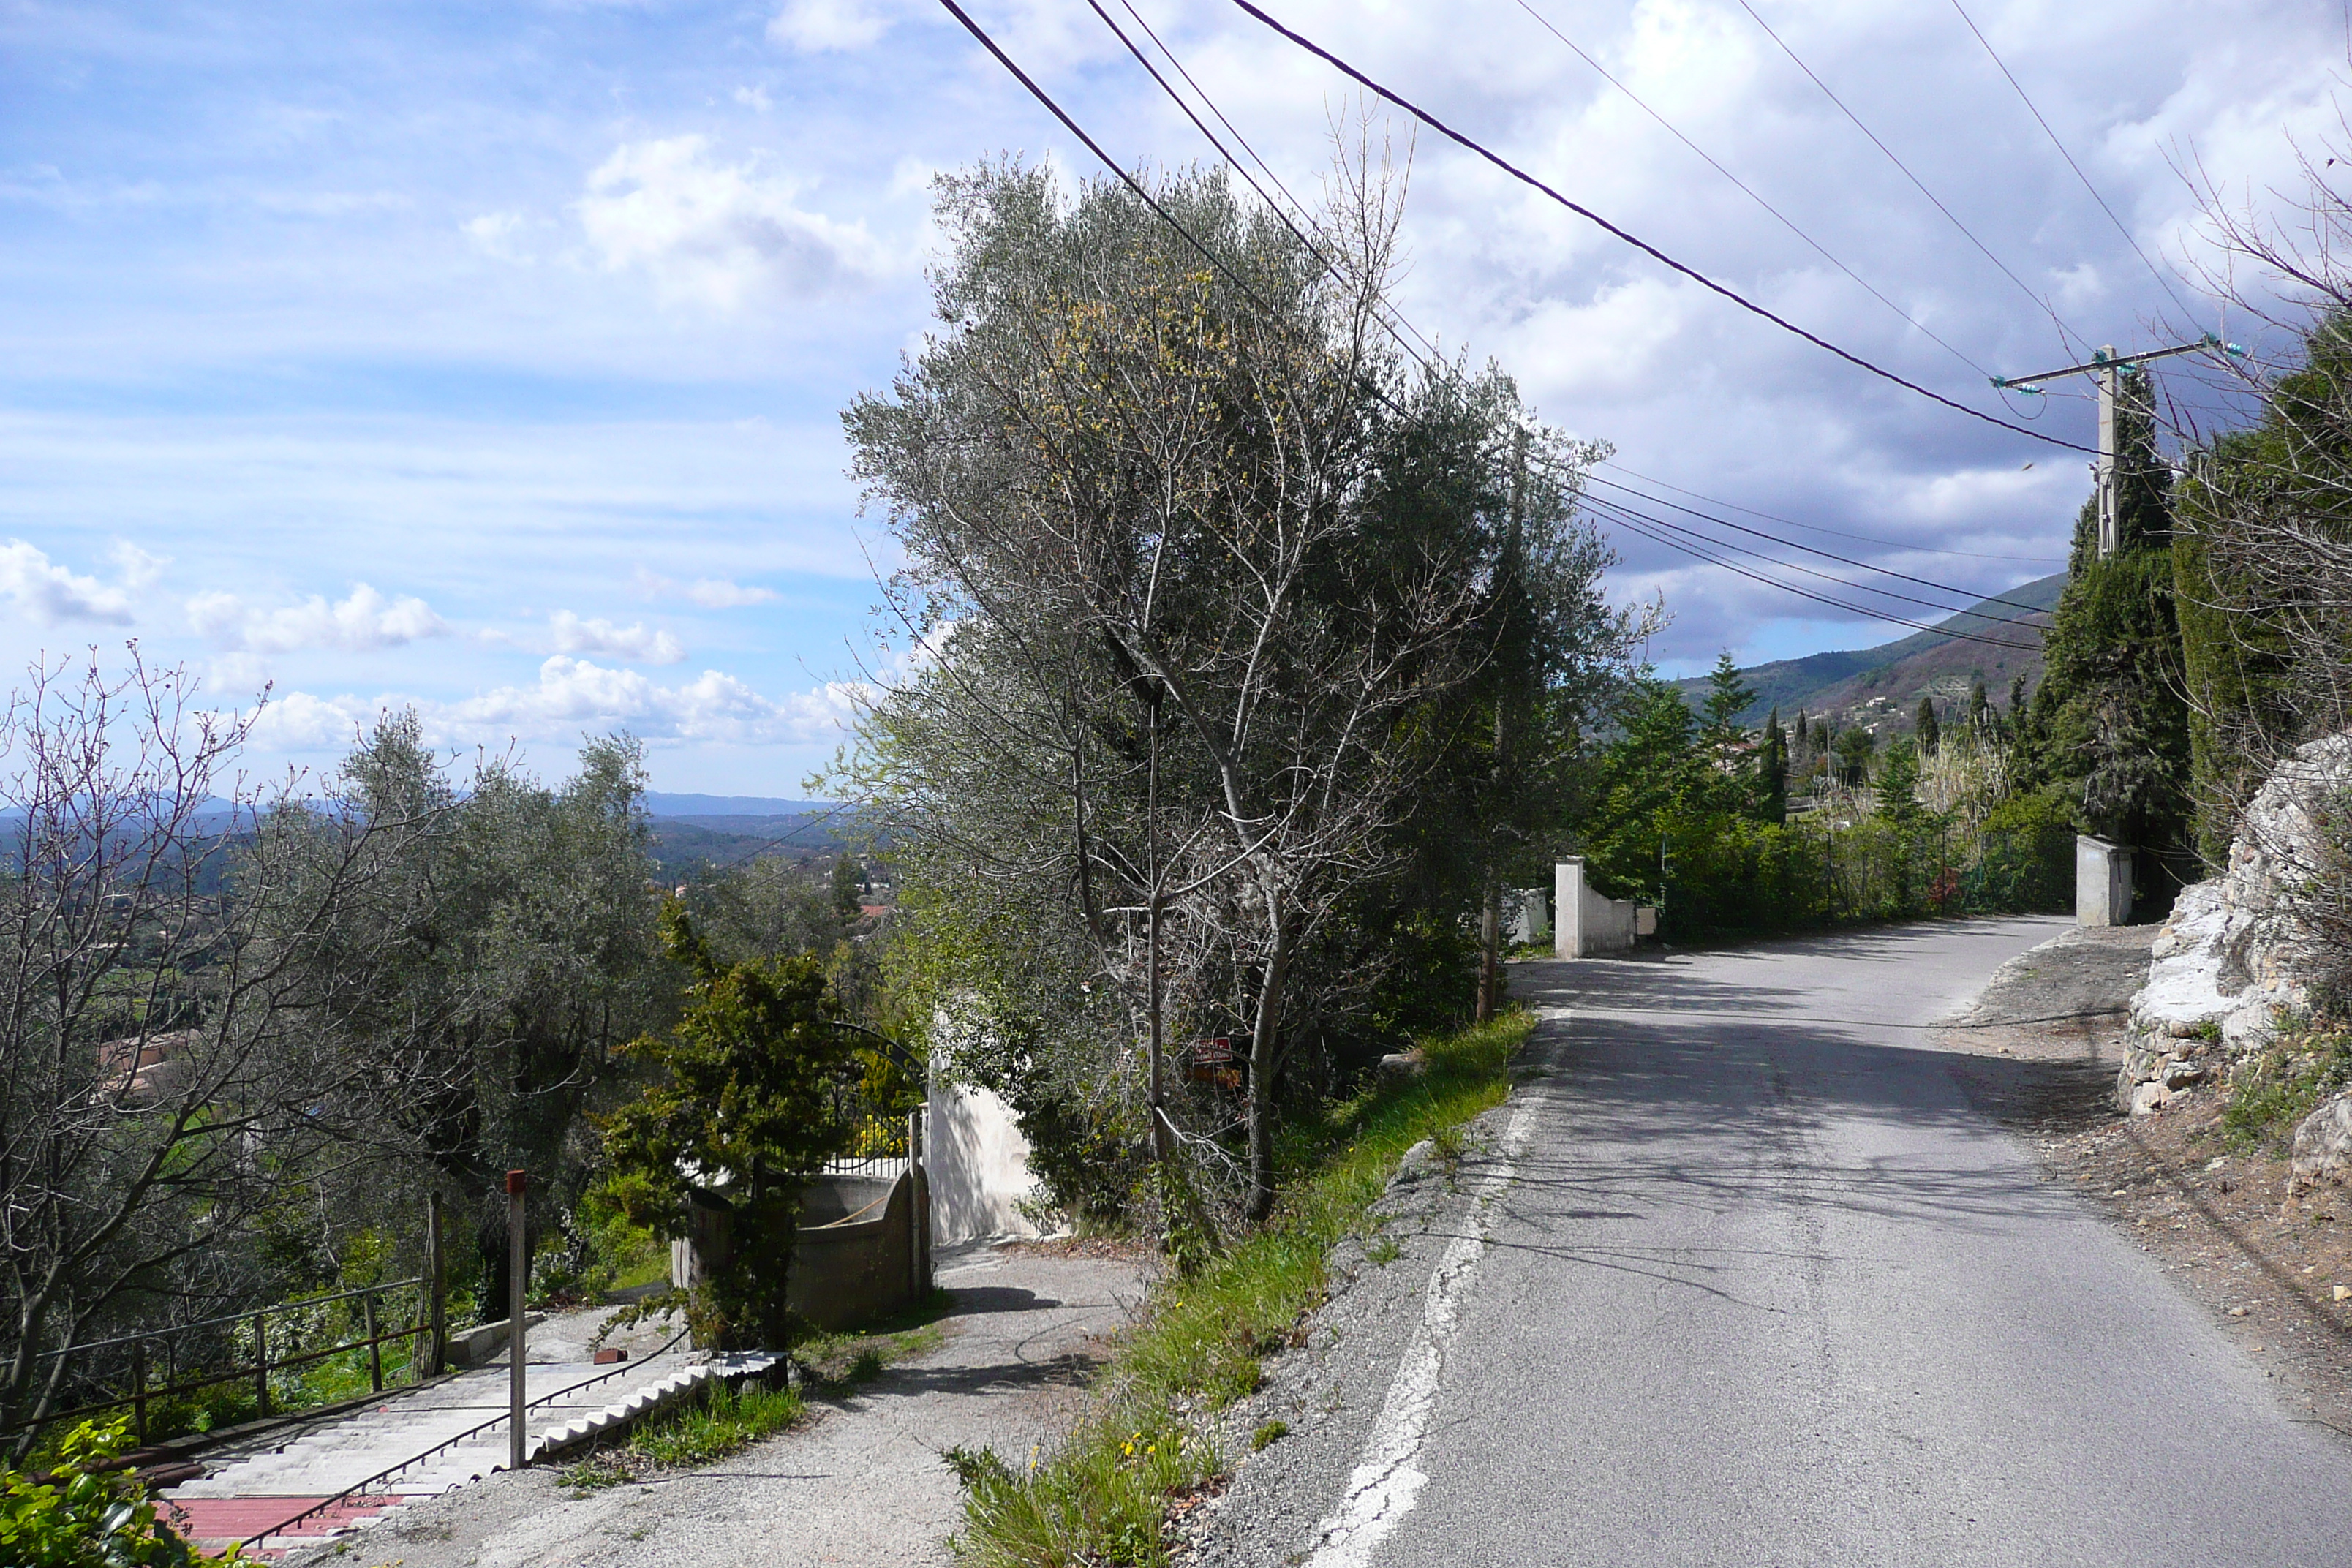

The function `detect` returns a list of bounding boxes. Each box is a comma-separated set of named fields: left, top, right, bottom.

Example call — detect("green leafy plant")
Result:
left=2223, top=1017, right=2352, bottom=1147
left=0, top=1419, right=238, bottom=1567
left=627, top=1379, right=805, bottom=1469
left=600, top=900, right=864, bottom=1350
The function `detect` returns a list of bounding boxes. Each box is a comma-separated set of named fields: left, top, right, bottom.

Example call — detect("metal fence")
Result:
left=822, top=1112, right=913, bottom=1180
left=4, top=1277, right=430, bottom=1447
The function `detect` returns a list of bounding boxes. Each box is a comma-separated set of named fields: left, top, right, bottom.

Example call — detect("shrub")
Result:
left=0, top=1420, right=235, bottom=1567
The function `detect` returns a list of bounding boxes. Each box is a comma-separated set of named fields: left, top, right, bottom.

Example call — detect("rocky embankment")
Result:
left=2114, top=734, right=2352, bottom=1188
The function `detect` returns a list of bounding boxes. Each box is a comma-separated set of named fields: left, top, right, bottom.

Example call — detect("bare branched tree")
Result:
left=2170, top=118, right=2352, bottom=995
left=0, top=652, right=440, bottom=1444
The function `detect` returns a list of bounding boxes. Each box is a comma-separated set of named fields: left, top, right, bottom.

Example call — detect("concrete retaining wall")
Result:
left=790, top=1169, right=930, bottom=1331
left=668, top=1171, right=933, bottom=1334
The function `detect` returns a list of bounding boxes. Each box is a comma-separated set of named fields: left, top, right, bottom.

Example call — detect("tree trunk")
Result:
left=1477, top=866, right=1500, bottom=1023
left=1243, top=924, right=1293, bottom=1223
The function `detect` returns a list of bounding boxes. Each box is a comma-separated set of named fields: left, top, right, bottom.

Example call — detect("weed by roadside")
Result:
left=946, top=1009, right=1531, bottom=1567
left=797, top=1299, right=952, bottom=1393
left=557, top=1379, right=804, bottom=1490
left=2222, top=1015, right=2352, bottom=1148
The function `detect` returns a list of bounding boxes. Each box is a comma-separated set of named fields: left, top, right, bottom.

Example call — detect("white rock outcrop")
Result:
left=2291, top=1096, right=2352, bottom=1194
left=2115, top=733, right=2352, bottom=1115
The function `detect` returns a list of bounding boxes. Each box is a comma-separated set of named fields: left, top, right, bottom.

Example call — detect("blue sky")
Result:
left=2, top=1, right=2340, bottom=794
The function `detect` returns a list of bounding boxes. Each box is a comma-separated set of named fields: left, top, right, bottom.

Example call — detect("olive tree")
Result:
left=284, top=714, right=674, bottom=1308
left=840, top=158, right=1624, bottom=1219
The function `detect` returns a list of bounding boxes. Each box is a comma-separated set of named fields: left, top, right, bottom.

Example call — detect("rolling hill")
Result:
left=1675, top=570, right=2066, bottom=732
left=638, top=794, right=858, bottom=876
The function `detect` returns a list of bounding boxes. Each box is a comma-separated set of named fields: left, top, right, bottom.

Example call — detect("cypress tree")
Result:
left=2019, top=366, right=2193, bottom=881
left=1914, top=698, right=1940, bottom=754
left=1762, top=707, right=1788, bottom=821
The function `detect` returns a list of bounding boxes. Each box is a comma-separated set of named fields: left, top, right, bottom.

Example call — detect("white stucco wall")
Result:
left=1556, top=857, right=1638, bottom=956
left=925, top=1077, right=1045, bottom=1246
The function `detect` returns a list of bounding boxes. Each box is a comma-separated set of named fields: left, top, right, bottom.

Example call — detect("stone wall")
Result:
left=2116, top=733, right=2351, bottom=1115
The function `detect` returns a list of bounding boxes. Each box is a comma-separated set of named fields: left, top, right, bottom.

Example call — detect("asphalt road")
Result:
left=1335, top=919, right=2352, bottom=1567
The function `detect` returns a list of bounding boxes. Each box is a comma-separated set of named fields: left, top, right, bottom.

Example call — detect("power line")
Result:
left=1584, top=472, right=2060, bottom=626
left=1089, top=2, right=2069, bottom=626
left=1944, top=0, right=2199, bottom=322
left=1597, top=460, right=2067, bottom=565
left=1586, top=495, right=2046, bottom=652
left=933, top=0, right=2076, bottom=634
left=1508, top=0, right=1994, bottom=384
left=1080, top=0, right=1444, bottom=374
left=1588, top=486, right=2053, bottom=635
left=931, top=0, right=1303, bottom=367
left=1580, top=492, right=2046, bottom=652
left=1730, top=0, right=2084, bottom=358
left=1222, top=0, right=2095, bottom=454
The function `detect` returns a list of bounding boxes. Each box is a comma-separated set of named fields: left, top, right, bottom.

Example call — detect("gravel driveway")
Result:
left=307, top=1242, right=1148, bottom=1568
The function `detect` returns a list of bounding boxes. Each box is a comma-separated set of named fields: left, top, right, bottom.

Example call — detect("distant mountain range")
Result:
left=2, top=793, right=857, bottom=881
left=641, top=793, right=830, bottom=818
left=1675, top=570, right=2066, bottom=731
left=639, top=794, right=859, bottom=876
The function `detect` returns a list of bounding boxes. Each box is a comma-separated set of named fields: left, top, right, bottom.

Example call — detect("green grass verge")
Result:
left=558, top=1379, right=808, bottom=1490
left=949, top=1009, right=1534, bottom=1568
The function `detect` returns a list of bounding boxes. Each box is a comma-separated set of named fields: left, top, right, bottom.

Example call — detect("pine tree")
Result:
left=1700, top=651, right=1754, bottom=755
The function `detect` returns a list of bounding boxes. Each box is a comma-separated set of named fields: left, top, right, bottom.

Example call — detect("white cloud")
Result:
left=634, top=566, right=780, bottom=607
left=247, top=657, right=863, bottom=752
left=546, top=610, right=686, bottom=664
left=766, top=0, right=895, bottom=53
left=733, top=84, right=773, bottom=113
left=577, top=136, right=884, bottom=311
left=188, top=583, right=448, bottom=655
left=0, top=538, right=148, bottom=625
left=463, top=210, right=532, bottom=263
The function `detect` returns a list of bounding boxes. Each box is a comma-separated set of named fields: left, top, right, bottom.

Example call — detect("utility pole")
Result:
left=1991, top=335, right=2244, bottom=560
left=1477, top=426, right=1531, bottom=1024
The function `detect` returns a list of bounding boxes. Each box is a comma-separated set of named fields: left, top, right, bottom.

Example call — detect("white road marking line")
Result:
left=1303, top=1082, right=1546, bottom=1568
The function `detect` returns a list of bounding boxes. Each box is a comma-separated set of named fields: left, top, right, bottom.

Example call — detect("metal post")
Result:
left=252, top=1313, right=270, bottom=1417
left=131, top=1340, right=147, bottom=1446
left=363, top=1289, right=383, bottom=1393
left=1145, top=693, right=1168, bottom=1161
left=907, top=1107, right=930, bottom=1297
left=2095, top=346, right=2118, bottom=560
left=507, top=1169, right=528, bottom=1471
left=426, top=1192, right=447, bottom=1379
